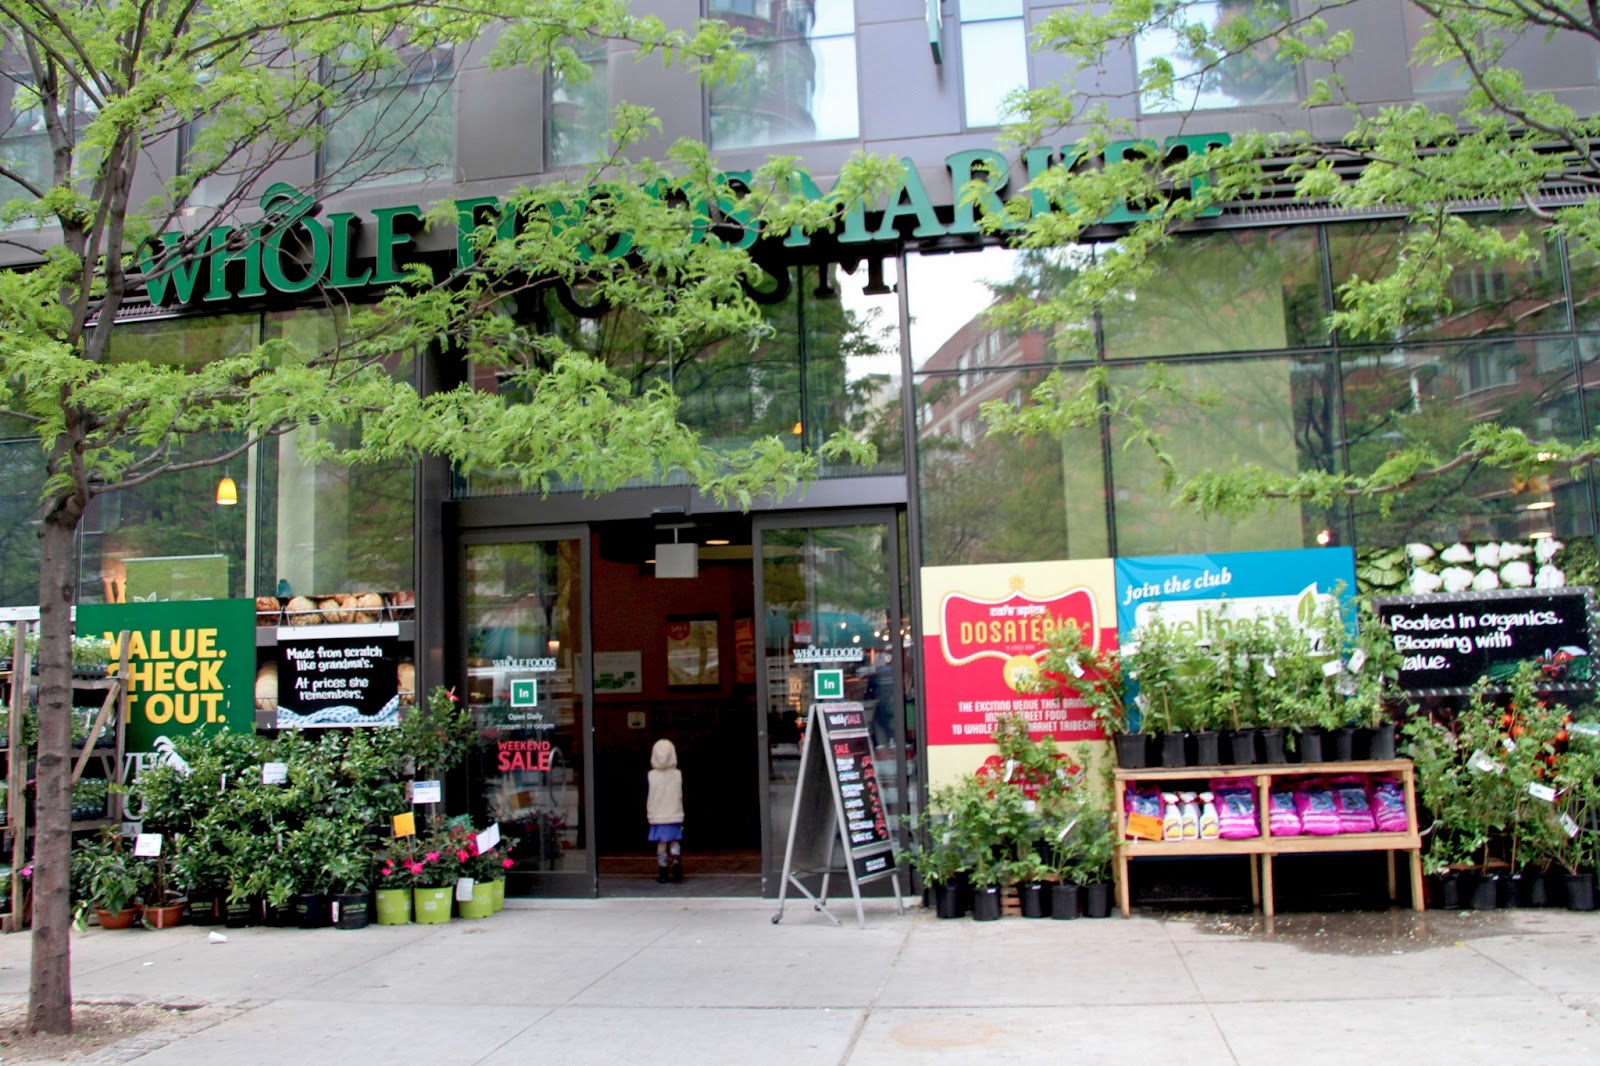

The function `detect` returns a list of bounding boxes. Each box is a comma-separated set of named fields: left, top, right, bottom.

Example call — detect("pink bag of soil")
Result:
left=1293, top=782, right=1341, bottom=835
left=1268, top=788, right=1302, bottom=836
left=1125, top=785, right=1162, bottom=820
left=1328, top=776, right=1377, bottom=833
left=1210, top=777, right=1259, bottom=839
left=1367, top=777, right=1408, bottom=833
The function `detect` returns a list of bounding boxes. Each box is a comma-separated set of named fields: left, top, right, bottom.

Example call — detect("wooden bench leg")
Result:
left=1117, top=850, right=1131, bottom=918
left=1387, top=850, right=1397, bottom=903
left=1249, top=852, right=1261, bottom=908
left=1409, top=849, right=1426, bottom=912
left=1261, top=853, right=1275, bottom=918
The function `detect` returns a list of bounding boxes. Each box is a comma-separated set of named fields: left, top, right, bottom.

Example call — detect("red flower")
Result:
left=502, top=858, right=515, bottom=869
left=380, top=868, right=392, bottom=878
left=446, top=687, right=460, bottom=703
left=407, top=862, right=424, bottom=875
left=456, top=849, right=470, bottom=862
left=425, top=851, right=441, bottom=863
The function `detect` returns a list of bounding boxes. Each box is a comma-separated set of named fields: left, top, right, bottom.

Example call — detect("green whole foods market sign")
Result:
left=79, top=599, right=256, bottom=772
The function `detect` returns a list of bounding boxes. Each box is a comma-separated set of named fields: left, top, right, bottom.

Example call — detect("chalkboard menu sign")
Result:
left=1374, top=587, right=1598, bottom=695
left=773, top=700, right=904, bottom=927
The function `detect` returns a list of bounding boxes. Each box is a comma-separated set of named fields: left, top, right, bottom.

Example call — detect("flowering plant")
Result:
left=440, top=819, right=519, bottom=881
left=374, top=836, right=452, bottom=890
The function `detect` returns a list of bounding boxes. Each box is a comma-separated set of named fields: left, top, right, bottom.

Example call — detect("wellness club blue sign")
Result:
left=1114, top=547, right=1358, bottom=641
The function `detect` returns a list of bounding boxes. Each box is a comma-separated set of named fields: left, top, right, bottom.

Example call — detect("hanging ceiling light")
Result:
left=215, top=476, right=239, bottom=506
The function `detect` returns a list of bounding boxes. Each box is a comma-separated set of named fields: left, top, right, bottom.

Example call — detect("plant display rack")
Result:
left=1, top=626, right=129, bottom=931
left=1112, top=759, right=1425, bottom=919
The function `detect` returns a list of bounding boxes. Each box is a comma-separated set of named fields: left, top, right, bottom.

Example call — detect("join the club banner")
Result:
left=920, top=560, right=1118, bottom=747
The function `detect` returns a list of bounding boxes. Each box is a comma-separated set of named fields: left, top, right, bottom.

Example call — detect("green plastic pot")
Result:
left=412, top=886, right=453, bottom=924
left=373, top=888, right=412, bottom=925
left=458, top=883, right=493, bottom=920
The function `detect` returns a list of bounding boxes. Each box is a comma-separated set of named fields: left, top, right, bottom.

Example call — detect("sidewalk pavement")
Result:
left=1, top=899, right=1598, bottom=1065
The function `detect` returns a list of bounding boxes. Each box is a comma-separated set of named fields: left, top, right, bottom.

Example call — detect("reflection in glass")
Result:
left=321, top=42, right=454, bottom=188
left=0, top=73, right=51, bottom=205
left=549, top=43, right=610, bottom=167
left=1108, top=357, right=1341, bottom=555
left=710, top=0, right=858, bottom=148
left=916, top=368, right=1110, bottom=564
left=1344, top=340, right=1590, bottom=546
left=1327, top=215, right=1568, bottom=342
left=463, top=539, right=587, bottom=878
left=1136, top=1, right=1298, bottom=113
left=0, top=441, right=44, bottom=605
left=1099, top=227, right=1326, bottom=358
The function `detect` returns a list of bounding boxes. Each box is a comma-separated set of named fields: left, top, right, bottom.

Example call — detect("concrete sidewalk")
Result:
left=1, top=900, right=1597, bottom=1065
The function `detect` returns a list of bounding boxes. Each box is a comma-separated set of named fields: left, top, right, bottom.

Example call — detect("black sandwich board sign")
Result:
left=773, top=701, right=905, bottom=928
left=1373, top=586, right=1598, bottom=696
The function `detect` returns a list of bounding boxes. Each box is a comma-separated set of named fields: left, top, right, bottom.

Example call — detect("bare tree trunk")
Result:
left=28, top=506, right=81, bottom=1034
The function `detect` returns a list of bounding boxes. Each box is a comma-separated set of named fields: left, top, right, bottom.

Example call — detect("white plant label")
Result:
left=1322, top=660, right=1344, bottom=678
left=1467, top=750, right=1505, bottom=775
left=1134, top=693, right=1150, bottom=712
left=1561, top=812, right=1582, bottom=838
left=1571, top=722, right=1600, bottom=737
left=1501, top=737, right=1517, bottom=752
left=1003, top=759, right=1017, bottom=783
left=1065, top=656, right=1084, bottom=678
left=261, top=762, right=288, bottom=785
left=133, top=833, right=163, bottom=857
left=1527, top=782, right=1557, bottom=803
left=410, top=780, right=442, bottom=805
left=1347, top=649, right=1368, bottom=674
left=455, top=877, right=475, bottom=902
left=475, top=822, right=501, bottom=854
left=1262, top=659, right=1277, bottom=678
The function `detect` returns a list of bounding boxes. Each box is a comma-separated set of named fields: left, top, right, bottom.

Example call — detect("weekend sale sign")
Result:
left=919, top=559, right=1117, bottom=746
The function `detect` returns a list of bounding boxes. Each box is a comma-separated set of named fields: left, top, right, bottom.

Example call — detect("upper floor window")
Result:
left=1135, top=0, right=1298, bottom=113
left=0, top=71, right=50, bottom=204
left=321, top=40, right=455, bottom=190
left=549, top=42, right=611, bottom=167
left=961, top=0, right=1027, bottom=128
left=709, top=0, right=858, bottom=149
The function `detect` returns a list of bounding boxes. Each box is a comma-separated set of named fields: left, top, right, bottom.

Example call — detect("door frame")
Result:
left=752, top=507, right=908, bottom=896
left=457, top=524, right=597, bottom=898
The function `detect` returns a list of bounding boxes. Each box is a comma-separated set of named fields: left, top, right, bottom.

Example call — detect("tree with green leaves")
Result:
left=980, top=1, right=1600, bottom=525
left=0, top=1, right=888, bottom=1034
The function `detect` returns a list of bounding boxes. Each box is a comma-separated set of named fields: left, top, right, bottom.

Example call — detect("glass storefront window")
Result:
left=916, top=367, right=1111, bottom=564
left=1328, top=215, right=1569, bottom=343
left=1135, top=0, right=1299, bottom=113
left=1099, top=227, right=1326, bottom=358
left=709, top=0, right=859, bottom=149
left=961, top=0, right=1027, bottom=128
left=908, top=246, right=1082, bottom=370
left=462, top=538, right=587, bottom=880
left=1344, top=339, right=1590, bottom=546
left=0, top=440, right=44, bottom=605
left=0, top=72, right=51, bottom=206
left=1107, top=356, right=1342, bottom=555
left=321, top=41, right=454, bottom=189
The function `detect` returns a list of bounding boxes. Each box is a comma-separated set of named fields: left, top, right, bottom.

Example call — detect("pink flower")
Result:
left=445, top=687, right=460, bottom=703
left=407, top=862, right=424, bottom=875
left=502, top=858, right=515, bottom=869
left=20, top=864, right=32, bottom=879
left=380, top=868, right=392, bottom=878
left=425, top=851, right=440, bottom=863
left=456, top=849, right=470, bottom=862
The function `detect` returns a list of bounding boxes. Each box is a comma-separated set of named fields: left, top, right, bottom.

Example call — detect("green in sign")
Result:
left=510, top=678, right=538, bottom=707
left=814, top=669, right=844, bottom=700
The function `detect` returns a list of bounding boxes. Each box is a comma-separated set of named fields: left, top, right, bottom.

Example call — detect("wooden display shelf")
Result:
left=1112, top=759, right=1425, bottom=919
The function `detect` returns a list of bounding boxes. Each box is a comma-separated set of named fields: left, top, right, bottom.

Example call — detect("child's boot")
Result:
left=670, top=857, right=683, bottom=883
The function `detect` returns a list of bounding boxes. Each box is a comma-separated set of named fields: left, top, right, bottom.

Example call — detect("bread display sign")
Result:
left=273, top=621, right=409, bottom=728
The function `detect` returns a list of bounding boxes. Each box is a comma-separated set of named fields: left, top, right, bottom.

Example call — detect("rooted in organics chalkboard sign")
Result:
left=1374, top=587, right=1598, bottom=695
left=773, top=701, right=904, bottom=928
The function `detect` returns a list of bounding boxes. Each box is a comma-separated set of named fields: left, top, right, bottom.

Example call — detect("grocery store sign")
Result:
left=140, top=134, right=1231, bottom=307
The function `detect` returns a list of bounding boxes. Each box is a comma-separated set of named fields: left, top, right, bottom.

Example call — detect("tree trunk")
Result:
left=28, top=509, right=81, bottom=1034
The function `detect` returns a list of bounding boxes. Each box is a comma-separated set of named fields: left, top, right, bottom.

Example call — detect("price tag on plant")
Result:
left=455, top=877, right=475, bottom=902
left=1561, top=812, right=1581, bottom=837
left=1134, top=693, right=1150, bottom=712
left=1347, top=649, right=1367, bottom=674
left=475, top=822, right=500, bottom=854
left=1571, top=722, right=1600, bottom=737
left=392, top=812, right=416, bottom=838
left=1263, top=659, right=1277, bottom=678
left=1003, top=759, right=1016, bottom=783
left=261, top=762, right=288, bottom=785
left=1066, top=656, right=1084, bottom=678
left=133, top=833, right=163, bottom=857
left=1467, top=749, right=1505, bottom=775
left=410, top=780, right=442, bottom=805
left=1501, top=737, right=1517, bottom=752
left=1322, top=659, right=1344, bottom=678
left=1527, top=782, right=1557, bottom=803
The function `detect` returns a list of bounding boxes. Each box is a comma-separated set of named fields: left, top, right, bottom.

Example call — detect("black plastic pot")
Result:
left=333, top=892, right=370, bottom=929
left=1018, top=881, right=1047, bottom=919
left=1430, top=873, right=1461, bottom=910
left=1192, top=731, right=1221, bottom=767
left=187, top=894, right=225, bottom=927
left=1083, top=882, right=1113, bottom=918
left=1468, top=874, right=1501, bottom=910
left=1049, top=882, right=1080, bottom=920
left=1114, top=733, right=1148, bottom=769
left=1260, top=728, right=1288, bottom=764
left=291, top=892, right=328, bottom=929
left=1366, top=723, right=1397, bottom=761
left=1521, top=869, right=1550, bottom=908
left=1295, top=728, right=1324, bottom=764
left=1565, top=872, right=1596, bottom=912
left=1330, top=726, right=1356, bottom=762
left=224, top=899, right=255, bottom=928
left=970, top=885, right=1002, bottom=922
left=1228, top=730, right=1258, bottom=765
left=933, top=881, right=965, bottom=919
left=1159, top=732, right=1188, bottom=768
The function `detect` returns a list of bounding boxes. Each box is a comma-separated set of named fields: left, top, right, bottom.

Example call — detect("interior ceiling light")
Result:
left=215, top=476, right=239, bottom=506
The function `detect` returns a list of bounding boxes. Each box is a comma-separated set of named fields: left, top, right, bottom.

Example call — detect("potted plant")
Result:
left=373, top=839, right=421, bottom=924
left=1121, top=614, right=1198, bottom=768
left=1346, top=601, right=1405, bottom=760
left=1025, top=621, right=1135, bottom=765
left=909, top=791, right=971, bottom=919
left=71, top=835, right=149, bottom=929
left=169, top=828, right=229, bottom=925
left=141, top=848, right=185, bottom=929
left=1067, top=810, right=1116, bottom=918
left=410, top=830, right=457, bottom=924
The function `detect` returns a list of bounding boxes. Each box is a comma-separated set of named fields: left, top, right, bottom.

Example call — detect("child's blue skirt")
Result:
left=648, top=823, right=683, bottom=842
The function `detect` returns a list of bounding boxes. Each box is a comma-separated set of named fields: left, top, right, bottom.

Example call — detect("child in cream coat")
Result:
left=647, top=738, right=684, bottom=883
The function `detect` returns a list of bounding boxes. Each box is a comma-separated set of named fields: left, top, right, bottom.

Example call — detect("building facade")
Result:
left=4, top=1, right=1599, bottom=897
